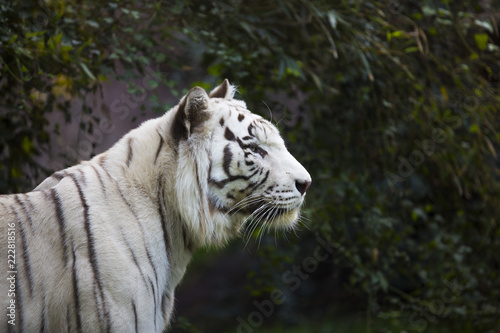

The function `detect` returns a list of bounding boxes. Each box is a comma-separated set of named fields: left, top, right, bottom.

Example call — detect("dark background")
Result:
left=1, top=0, right=500, bottom=332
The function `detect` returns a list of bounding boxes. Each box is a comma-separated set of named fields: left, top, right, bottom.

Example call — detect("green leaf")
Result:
left=25, top=31, right=45, bottom=39
left=10, top=166, right=23, bottom=179
left=53, top=32, right=62, bottom=45
left=7, top=34, right=18, bottom=45
left=404, top=46, right=419, bottom=53
left=390, top=30, right=404, bottom=38
left=474, top=33, right=488, bottom=51
left=79, top=62, right=96, bottom=80
left=21, top=136, right=34, bottom=154
left=469, top=124, right=480, bottom=133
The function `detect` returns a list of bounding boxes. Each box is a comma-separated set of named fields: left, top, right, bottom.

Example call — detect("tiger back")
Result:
left=0, top=80, right=311, bottom=332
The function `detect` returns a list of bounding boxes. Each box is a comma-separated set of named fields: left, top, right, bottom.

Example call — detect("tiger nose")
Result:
left=295, top=179, right=311, bottom=196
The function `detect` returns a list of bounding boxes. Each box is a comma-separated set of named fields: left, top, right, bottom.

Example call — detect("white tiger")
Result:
left=0, top=80, right=311, bottom=332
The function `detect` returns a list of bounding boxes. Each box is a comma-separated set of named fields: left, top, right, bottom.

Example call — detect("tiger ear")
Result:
left=208, top=79, right=235, bottom=99
left=172, top=86, right=211, bottom=142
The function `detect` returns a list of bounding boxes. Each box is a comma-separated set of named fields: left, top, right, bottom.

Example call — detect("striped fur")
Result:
left=0, top=80, right=311, bottom=332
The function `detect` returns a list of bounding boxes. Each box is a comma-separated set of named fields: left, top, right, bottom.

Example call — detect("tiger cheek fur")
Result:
left=0, top=79, right=311, bottom=332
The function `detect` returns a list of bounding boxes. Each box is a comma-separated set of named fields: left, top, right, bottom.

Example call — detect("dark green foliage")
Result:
left=1, top=0, right=500, bottom=331
left=0, top=0, right=176, bottom=192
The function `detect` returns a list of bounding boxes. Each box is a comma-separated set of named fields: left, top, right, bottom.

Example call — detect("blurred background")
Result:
left=1, top=0, right=500, bottom=332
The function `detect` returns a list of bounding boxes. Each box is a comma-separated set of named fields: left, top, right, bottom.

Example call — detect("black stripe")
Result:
left=172, top=96, right=188, bottom=143
left=236, top=138, right=268, bottom=157
left=110, top=174, right=161, bottom=308
left=15, top=267, right=23, bottom=333
left=126, top=137, right=134, bottom=167
left=13, top=208, right=34, bottom=297
left=209, top=168, right=260, bottom=189
left=156, top=179, right=172, bottom=329
left=238, top=113, right=245, bottom=121
left=182, top=225, right=194, bottom=253
left=154, top=133, right=164, bottom=164
left=98, top=153, right=107, bottom=170
left=14, top=195, right=35, bottom=234
left=53, top=172, right=65, bottom=181
left=90, top=165, right=107, bottom=198
left=223, top=145, right=233, bottom=175
left=50, top=171, right=66, bottom=183
left=208, top=156, right=213, bottom=178
left=78, top=169, right=87, bottom=186
left=71, top=241, right=83, bottom=333
left=132, top=300, right=138, bottom=333
left=70, top=174, right=111, bottom=332
left=115, top=183, right=161, bottom=285
left=161, top=292, right=172, bottom=323
left=47, top=189, right=69, bottom=265
left=120, top=228, right=150, bottom=292
left=147, top=251, right=160, bottom=308
left=224, top=127, right=236, bottom=141
left=248, top=123, right=255, bottom=137
left=194, top=161, right=207, bottom=236
left=66, top=308, right=72, bottom=333
left=157, top=179, right=172, bottom=261
left=22, top=193, right=36, bottom=211
left=148, top=276, right=158, bottom=331
left=219, top=117, right=225, bottom=127
left=251, top=170, right=270, bottom=192
left=238, top=169, right=267, bottom=194
left=41, top=292, right=46, bottom=333
left=93, top=284, right=105, bottom=328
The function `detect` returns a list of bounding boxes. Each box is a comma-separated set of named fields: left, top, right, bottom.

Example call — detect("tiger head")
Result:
left=172, top=80, right=311, bottom=246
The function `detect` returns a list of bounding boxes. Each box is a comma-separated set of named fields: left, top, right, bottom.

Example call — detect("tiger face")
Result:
left=172, top=80, right=311, bottom=239
left=173, top=80, right=311, bottom=240
left=207, top=99, right=311, bottom=230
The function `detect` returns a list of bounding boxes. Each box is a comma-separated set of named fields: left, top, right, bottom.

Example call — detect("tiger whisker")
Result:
left=229, top=198, right=265, bottom=216
left=242, top=203, right=270, bottom=248
left=228, top=192, right=261, bottom=210
left=262, top=205, right=281, bottom=246
left=227, top=194, right=264, bottom=215
left=256, top=205, right=276, bottom=248
left=293, top=214, right=310, bottom=233
left=245, top=203, right=274, bottom=247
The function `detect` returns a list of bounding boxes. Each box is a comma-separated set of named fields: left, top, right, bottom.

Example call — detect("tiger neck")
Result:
left=93, top=115, right=195, bottom=287
left=99, top=113, right=241, bottom=286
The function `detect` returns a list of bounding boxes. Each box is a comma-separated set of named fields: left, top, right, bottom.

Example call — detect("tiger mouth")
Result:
left=223, top=194, right=302, bottom=223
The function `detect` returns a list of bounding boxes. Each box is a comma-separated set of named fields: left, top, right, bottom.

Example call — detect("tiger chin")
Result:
left=0, top=80, right=311, bottom=332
